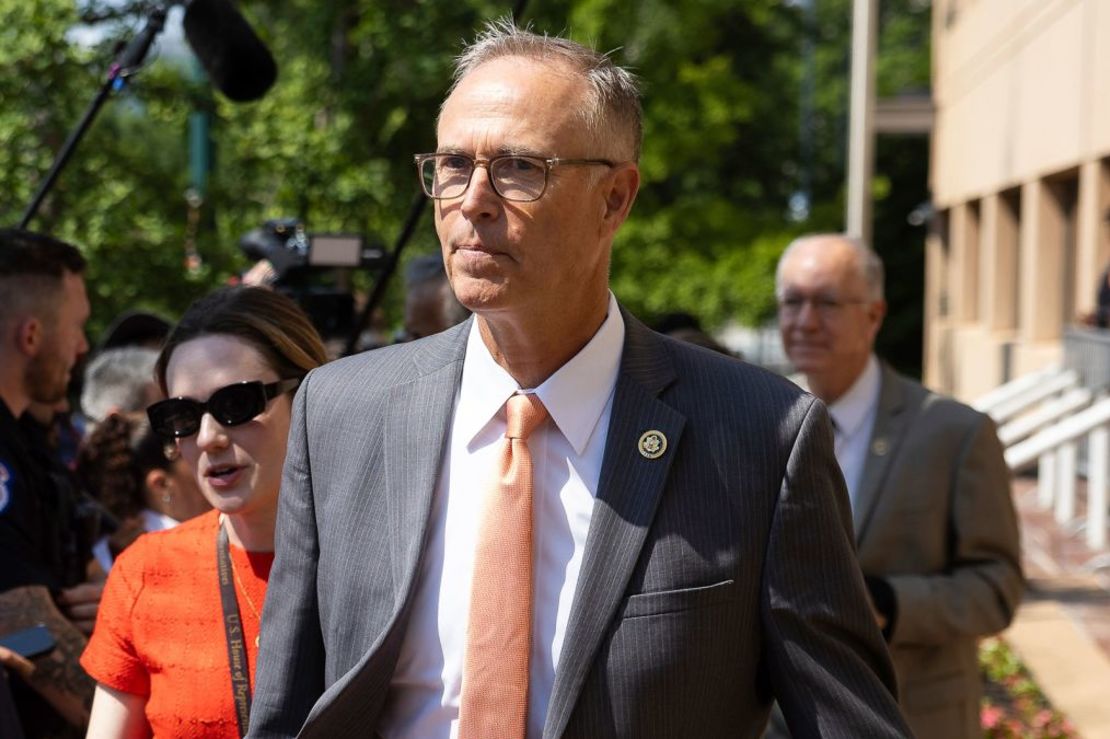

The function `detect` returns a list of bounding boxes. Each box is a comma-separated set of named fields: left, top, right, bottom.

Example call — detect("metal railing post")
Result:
left=1087, top=424, right=1110, bottom=549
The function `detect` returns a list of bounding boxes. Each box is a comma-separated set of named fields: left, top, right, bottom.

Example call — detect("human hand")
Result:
left=56, top=582, right=104, bottom=636
left=0, top=644, right=35, bottom=680
left=241, top=259, right=277, bottom=287
left=865, top=590, right=888, bottom=630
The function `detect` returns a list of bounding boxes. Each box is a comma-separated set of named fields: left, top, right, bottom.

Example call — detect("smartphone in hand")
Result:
left=0, top=624, right=56, bottom=659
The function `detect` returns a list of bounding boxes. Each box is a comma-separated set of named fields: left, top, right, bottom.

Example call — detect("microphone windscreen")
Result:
left=183, top=0, right=277, bottom=102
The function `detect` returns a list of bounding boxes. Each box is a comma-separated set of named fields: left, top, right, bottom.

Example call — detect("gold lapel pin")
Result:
left=871, top=437, right=890, bottom=456
left=638, top=430, right=667, bottom=459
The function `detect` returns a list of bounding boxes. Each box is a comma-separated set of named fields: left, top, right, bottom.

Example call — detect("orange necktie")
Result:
left=458, top=393, right=549, bottom=739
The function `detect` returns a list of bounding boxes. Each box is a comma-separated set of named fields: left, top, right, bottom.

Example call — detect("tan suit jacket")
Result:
left=854, top=365, right=1023, bottom=738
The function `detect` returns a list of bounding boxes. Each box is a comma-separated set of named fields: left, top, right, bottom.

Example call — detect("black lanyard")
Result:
left=217, top=522, right=252, bottom=738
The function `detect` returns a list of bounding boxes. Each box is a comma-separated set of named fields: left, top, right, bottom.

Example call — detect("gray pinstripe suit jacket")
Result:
left=248, top=310, right=911, bottom=738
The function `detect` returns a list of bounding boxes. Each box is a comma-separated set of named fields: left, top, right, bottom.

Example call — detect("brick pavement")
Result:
left=1005, top=475, right=1110, bottom=738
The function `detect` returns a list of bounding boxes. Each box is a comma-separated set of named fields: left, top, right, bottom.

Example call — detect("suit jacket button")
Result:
left=871, top=437, right=889, bottom=456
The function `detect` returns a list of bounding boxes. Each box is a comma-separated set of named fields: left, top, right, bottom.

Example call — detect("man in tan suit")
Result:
left=775, top=233, right=1023, bottom=738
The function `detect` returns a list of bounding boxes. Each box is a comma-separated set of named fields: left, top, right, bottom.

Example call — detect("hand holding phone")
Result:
left=0, top=645, right=34, bottom=680
left=0, top=624, right=56, bottom=661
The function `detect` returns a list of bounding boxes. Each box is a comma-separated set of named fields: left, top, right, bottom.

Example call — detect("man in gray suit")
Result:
left=249, top=23, right=909, bottom=739
left=775, top=233, right=1024, bottom=738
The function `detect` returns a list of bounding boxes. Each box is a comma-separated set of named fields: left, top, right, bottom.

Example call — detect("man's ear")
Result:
left=598, top=163, right=641, bottom=239
left=14, top=316, right=42, bottom=358
left=867, top=299, right=888, bottom=341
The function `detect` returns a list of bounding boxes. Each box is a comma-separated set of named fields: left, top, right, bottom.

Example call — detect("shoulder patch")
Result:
left=0, top=462, right=11, bottom=514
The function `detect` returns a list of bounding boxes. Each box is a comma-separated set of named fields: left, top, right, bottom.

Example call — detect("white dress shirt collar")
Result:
left=828, top=354, right=881, bottom=438
left=455, top=291, right=625, bottom=455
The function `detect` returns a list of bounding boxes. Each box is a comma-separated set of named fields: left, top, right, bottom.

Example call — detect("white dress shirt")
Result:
left=827, top=354, right=881, bottom=509
left=379, top=292, right=625, bottom=739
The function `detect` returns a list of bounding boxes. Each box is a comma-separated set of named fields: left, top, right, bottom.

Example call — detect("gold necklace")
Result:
left=230, top=555, right=262, bottom=648
left=222, top=517, right=263, bottom=648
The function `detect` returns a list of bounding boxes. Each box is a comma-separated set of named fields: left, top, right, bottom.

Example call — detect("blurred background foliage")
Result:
left=0, top=0, right=930, bottom=373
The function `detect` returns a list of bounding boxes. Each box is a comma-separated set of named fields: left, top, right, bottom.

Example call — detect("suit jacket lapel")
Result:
left=302, top=323, right=469, bottom=734
left=543, top=312, right=686, bottom=739
left=384, top=322, right=469, bottom=601
left=853, top=364, right=909, bottom=543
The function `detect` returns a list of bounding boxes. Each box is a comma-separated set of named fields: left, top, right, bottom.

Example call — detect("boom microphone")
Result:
left=183, top=0, right=277, bottom=102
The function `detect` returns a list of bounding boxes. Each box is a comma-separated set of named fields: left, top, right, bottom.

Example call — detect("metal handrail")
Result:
left=1005, top=396, right=1110, bottom=470
left=973, top=364, right=1063, bottom=413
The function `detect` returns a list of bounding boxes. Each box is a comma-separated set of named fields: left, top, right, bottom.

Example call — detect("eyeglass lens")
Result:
left=420, top=155, right=547, bottom=201
left=778, top=295, right=858, bottom=317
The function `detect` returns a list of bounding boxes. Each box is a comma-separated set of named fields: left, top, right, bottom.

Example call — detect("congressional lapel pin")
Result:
left=638, top=430, right=667, bottom=459
left=871, top=437, right=890, bottom=456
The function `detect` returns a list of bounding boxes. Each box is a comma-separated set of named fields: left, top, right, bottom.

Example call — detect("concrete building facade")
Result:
left=928, top=0, right=1110, bottom=398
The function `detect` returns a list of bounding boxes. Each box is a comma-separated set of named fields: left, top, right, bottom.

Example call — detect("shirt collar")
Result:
left=828, top=354, right=881, bottom=438
left=455, top=292, right=625, bottom=455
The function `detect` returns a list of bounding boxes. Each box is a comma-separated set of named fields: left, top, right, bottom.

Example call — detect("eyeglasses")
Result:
left=777, top=294, right=869, bottom=319
left=414, top=153, right=615, bottom=203
left=147, top=379, right=301, bottom=439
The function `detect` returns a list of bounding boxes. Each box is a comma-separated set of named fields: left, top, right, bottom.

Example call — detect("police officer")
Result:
left=0, top=229, right=98, bottom=735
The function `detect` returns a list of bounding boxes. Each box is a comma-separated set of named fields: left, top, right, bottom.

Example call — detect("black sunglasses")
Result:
left=147, top=379, right=301, bottom=439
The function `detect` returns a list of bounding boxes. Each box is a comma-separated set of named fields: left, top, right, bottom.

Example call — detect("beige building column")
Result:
left=1020, top=179, right=1065, bottom=343
left=949, top=201, right=980, bottom=323
left=923, top=217, right=950, bottom=390
left=1076, top=160, right=1110, bottom=316
left=980, top=192, right=1020, bottom=332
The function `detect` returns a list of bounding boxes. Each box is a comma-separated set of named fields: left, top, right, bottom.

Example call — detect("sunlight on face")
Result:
left=164, top=335, right=292, bottom=522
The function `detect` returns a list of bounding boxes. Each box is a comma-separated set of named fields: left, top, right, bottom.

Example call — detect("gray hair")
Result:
left=776, top=233, right=885, bottom=302
left=81, top=347, right=159, bottom=426
left=448, top=18, right=643, bottom=161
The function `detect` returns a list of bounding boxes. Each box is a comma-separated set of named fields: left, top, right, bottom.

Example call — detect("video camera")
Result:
left=239, top=218, right=386, bottom=340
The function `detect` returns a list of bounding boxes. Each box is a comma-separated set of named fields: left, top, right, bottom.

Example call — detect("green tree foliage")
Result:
left=0, top=0, right=931, bottom=371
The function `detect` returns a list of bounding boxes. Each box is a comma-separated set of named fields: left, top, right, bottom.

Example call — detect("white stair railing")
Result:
left=998, top=387, right=1093, bottom=446
left=973, top=364, right=1062, bottom=415
left=1005, top=396, right=1110, bottom=548
left=988, top=370, right=1080, bottom=425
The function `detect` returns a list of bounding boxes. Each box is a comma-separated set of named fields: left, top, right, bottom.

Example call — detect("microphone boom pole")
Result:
left=19, top=3, right=171, bottom=229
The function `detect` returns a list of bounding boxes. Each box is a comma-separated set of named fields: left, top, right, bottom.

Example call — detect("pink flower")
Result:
left=981, top=704, right=1004, bottom=729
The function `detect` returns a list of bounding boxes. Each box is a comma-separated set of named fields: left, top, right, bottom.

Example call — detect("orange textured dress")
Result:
left=81, top=510, right=274, bottom=738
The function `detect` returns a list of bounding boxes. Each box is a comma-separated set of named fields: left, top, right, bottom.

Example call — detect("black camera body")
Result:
left=239, top=218, right=386, bottom=339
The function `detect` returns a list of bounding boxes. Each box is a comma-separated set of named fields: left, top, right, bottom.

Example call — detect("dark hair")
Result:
left=0, top=229, right=87, bottom=277
left=404, top=254, right=447, bottom=288
left=652, top=312, right=704, bottom=336
left=77, top=414, right=171, bottom=520
left=98, top=310, right=172, bottom=352
left=155, top=286, right=328, bottom=394
left=0, top=229, right=87, bottom=326
left=665, top=327, right=735, bottom=358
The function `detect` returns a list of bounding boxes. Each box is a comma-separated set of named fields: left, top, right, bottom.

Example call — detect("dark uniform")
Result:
left=0, top=399, right=97, bottom=739
left=0, top=401, right=90, bottom=592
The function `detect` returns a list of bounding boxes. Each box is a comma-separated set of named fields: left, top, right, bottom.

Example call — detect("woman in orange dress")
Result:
left=81, top=287, right=327, bottom=738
